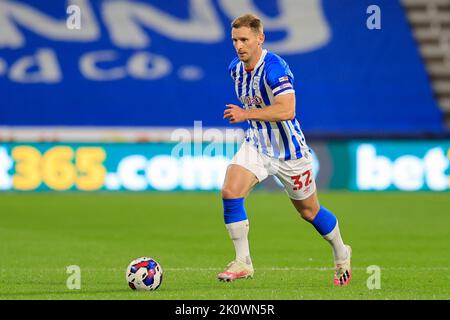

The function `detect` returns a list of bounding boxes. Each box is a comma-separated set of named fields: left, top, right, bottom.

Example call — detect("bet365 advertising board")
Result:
left=0, top=141, right=448, bottom=192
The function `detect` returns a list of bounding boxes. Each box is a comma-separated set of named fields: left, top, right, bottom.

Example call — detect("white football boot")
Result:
left=218, top=260, right=254, bottom=282
left=334, top=245, right=352, bottom=286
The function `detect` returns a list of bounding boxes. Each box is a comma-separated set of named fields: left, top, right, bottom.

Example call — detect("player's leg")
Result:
left=290, top=193, right=352, bottom=286
left=218, top=164, right=258, bottom=281
left=221, top=163, right=258, bottom=267
left=290, top=191, right=348, bottom=261
left=273, top=156, right=351, bottom=286
left=218, top=142, right=268, bottom=281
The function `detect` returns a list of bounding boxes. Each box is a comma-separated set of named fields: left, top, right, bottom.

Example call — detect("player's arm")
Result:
left=224, top=93, right=295, bottom=124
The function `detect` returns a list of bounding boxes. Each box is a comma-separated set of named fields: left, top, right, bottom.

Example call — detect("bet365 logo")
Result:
left=356, top=144, right=450, bottom=191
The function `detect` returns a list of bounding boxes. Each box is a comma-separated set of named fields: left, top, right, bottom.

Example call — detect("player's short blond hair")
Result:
left=231, top=14, right=264, bottom=35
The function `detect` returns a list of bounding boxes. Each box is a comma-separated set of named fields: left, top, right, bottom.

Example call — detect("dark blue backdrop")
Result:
left=0, top=0, right=444, bottom=135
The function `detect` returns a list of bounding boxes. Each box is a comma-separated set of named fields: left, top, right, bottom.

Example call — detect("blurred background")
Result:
left=0, top=0, right=449, bottom=193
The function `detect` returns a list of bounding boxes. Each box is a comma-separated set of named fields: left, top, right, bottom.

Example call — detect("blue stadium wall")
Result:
left=0, top=0, right=445, bottom=135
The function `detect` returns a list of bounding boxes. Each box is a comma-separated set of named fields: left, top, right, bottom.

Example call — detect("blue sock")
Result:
left=223, top=198, right=247, bottom=224
left=310, top=206, right=337, bottom=236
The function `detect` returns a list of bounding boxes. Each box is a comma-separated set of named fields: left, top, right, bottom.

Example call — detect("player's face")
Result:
left=232, top=27, right=263, bottom=65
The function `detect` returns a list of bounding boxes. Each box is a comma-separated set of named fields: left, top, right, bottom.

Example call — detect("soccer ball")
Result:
left=126, top=257, right=163, bottom=291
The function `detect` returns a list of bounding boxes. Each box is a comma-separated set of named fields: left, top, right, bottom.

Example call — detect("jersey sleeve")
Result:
left=228, top=57, right=240, bottom=81
left=265, top=59, right=295, bottom=97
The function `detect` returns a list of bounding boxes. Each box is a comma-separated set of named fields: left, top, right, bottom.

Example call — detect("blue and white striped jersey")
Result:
left=229, top=49, right=309, bottom=160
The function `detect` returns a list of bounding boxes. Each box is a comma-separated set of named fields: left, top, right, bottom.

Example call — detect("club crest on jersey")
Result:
left=241, top=95, right=263, bottom=105
left=252, top=76, right=261, bottom=89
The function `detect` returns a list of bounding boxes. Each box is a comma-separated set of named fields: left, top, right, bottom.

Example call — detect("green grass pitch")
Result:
left=0, top=192, right=449, bottom=300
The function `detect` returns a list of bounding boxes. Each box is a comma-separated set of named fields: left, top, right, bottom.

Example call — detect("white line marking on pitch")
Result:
left=2, top=267, right=448, bottom=272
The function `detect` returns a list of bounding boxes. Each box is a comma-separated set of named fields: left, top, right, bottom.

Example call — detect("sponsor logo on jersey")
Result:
left=278, top=83, right=292, bottom=90
left=241, top=96, right=263, bottom=105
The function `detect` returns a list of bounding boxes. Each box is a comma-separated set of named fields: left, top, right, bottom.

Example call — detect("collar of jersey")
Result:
left=247, top=49, right=268, bottom=73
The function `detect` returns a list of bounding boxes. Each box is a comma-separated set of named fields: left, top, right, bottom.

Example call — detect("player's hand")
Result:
left=224, top=104, right=248, bottom=124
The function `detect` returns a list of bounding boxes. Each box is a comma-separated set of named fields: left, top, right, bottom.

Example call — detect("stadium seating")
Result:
left=402, top=0, right=450, bottom=124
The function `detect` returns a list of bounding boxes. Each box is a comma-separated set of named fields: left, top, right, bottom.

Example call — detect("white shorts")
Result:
left=230, top=141, right=316, bottom=200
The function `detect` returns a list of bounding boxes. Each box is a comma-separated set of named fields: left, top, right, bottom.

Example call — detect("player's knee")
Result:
left=298, top=207, right=319, bottom=222
left=221, top=186, right=241, bottom=199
